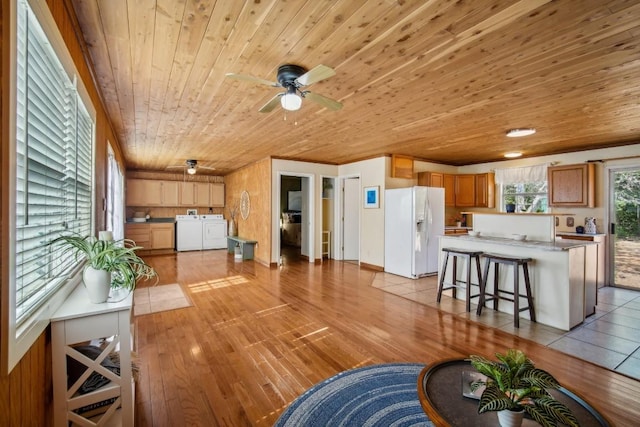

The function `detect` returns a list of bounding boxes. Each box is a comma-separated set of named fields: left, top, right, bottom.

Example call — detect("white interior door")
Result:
left=343, top=177, right=360, bottom=260
left=301, top=177, right=311, bottom=259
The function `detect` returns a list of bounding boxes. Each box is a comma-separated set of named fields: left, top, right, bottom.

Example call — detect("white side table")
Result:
left=51, top=284, right=134, bottom=427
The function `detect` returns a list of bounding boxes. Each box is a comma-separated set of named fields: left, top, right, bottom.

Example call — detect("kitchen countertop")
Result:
left=126, top=217, right=175, bottom=224
left=556, top=231, right=606, bottom=237
left=443, top=234, right=597, bottom=251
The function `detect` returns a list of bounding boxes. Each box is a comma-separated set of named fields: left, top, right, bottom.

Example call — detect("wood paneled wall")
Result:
left=1, top=1, right=123, bottom=425
left=224, top=158, right=272, bottom=265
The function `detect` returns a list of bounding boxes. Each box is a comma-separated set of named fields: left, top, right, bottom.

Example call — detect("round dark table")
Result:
left=417, top=359, right=611, bottom=427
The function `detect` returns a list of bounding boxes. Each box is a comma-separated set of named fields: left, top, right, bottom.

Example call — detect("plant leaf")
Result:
left=478, top=383, right=516, bottom=413
left=534, top=396, right=581, bottom=427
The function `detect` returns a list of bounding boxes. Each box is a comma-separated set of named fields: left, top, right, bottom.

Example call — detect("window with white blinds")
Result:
left=14, top=0, right=94, bottom=325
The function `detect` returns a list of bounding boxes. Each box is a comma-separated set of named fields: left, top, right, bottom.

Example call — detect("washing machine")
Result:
left=176, top=214, right=202, bottom=251
left=201, top=214, right=227, bottom=249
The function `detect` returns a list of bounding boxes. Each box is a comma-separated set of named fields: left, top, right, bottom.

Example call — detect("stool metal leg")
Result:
left=523, top=262, right=536, bottom=322
left=451, top=256, right=458, bottom=299
left=514, top=263, right=520, bottom=328
left=493, top=263, right=500, bottom=311
left=476, top=258, right=491, bottom=316
left=436, top=252, right=450, bottom=303
left=465, top=255, right=472, bottom=312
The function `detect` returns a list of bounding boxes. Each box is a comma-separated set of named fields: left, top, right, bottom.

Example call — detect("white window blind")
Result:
left=14, top=0, right=94, bottom=325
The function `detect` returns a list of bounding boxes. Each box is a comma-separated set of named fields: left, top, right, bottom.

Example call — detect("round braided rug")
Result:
left=274, top=363, right=433, bottom=427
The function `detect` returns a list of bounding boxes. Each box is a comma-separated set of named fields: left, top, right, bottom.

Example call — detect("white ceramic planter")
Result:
left=83, top=266, right=111, bottom=303
left=497, top=409, right=524, bottom=427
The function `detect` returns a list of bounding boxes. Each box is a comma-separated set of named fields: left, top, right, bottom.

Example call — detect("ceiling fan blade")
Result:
left=295, top=64, right=336, bottom=86
left=199, top=165, right=216, bottom=171
left=225, top=73, right=280, bottom=87
left=303, top=91, right=343, bottom=111
left=259, top=93, right=283, bottom=113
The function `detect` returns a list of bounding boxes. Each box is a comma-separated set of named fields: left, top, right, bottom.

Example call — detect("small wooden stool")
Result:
left=476, top=253, right=536, bottom=328
left=437, top=248, right=484, bottom=312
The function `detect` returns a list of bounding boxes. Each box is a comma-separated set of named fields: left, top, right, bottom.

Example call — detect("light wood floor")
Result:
left=133, top=250, right=640, bottom=426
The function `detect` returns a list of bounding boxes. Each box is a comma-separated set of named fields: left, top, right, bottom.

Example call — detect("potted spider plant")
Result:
left=50, top=233, right=157, bottom=303
left=470, top=349, right=579, bottom=427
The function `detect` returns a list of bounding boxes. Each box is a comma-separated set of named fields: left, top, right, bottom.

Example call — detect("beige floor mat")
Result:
left=133, top=283, right=192, bottom=316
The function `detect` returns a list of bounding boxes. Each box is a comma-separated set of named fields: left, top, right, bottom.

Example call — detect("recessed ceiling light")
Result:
left=506, top=128, right=536, bottom=137
left=504, top=152, right=523, bottom=158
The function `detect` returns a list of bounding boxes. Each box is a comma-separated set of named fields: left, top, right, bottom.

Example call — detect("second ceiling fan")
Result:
left=226, top=64, right=343, bottom=113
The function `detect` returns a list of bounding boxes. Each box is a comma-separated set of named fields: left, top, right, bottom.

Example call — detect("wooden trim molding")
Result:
left=359, top=262, right=384, bottom=272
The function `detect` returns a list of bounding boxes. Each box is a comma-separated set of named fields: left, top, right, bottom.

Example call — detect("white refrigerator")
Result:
left=384, top=186, right=445, bottom=279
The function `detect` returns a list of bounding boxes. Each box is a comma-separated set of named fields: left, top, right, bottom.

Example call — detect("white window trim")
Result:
left=2, top=0, right=96, bottom=374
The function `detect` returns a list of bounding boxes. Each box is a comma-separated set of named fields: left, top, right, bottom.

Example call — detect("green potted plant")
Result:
left=470, top=349, right=579, bottom=427
left=51, top=233, right=157, bottom=303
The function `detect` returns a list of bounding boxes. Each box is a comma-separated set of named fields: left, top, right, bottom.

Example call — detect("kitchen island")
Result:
left=439, top=234, right=598, bottom=331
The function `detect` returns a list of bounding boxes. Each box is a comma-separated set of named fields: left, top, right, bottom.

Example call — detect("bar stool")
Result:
left=437, top=248, right=484, bottom=312
left=476, top=253, right=536, bottom=328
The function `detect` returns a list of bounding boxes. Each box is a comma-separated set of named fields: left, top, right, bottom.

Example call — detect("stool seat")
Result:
left=482, top=253, right=532, bottom=264
left=441, top=248, right=484, bottom=257
left=437, top=248, right=483, bottom=312
left=476, top=254, right=536, bottom=328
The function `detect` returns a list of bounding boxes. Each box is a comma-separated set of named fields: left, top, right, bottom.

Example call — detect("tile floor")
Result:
left=133, top=283, right=192, bottom=316
left=372, top=273, right=640, bottom=381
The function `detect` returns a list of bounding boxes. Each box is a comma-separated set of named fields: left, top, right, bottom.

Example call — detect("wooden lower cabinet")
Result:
left=126, top=223, right=175, bottom=249
left=125, top=223, right=150, bottom=247
left=150, top=223, right=175, bottom=249
left=557, top=233, right=606, bottom=317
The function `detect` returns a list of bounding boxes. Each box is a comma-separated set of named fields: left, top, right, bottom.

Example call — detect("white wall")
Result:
left=337, top=157, right=387, bottom=267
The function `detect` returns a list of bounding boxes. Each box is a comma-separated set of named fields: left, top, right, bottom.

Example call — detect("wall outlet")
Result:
left=566, top=217, right=574, bottom=227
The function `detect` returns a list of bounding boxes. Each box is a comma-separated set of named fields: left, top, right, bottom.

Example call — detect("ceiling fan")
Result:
left=167, top=159, right=215, bottom=175
left=226, top=64, right=343, bottom=113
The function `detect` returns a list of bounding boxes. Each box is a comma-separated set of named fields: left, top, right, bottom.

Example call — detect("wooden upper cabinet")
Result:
left=180, top=182, right=211, bottom=206
left=443, top=174, right=455, bottom=207
left=210, top=183, right=225, bottom=207
left=126, top=179, right=147, bottom=206
left=180, top=182, right=195, bottom=206
left=417, top=172, right=444, bottom=187
left=475, top=172, right=495, bottom=208
left=127, top=179, right=179, bottom=206
left=162, top=181, right=179, bottom=206
left=454, top=175, right=476, bottom=207
left=548, top=163, right=595, bottom=207
left=391, top=154, right=413, bottom=179
left=418, top=172, right=455, bottom=206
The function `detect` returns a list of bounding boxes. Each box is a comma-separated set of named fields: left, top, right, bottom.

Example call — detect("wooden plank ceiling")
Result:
left=69, top=0, right=640, bottom=175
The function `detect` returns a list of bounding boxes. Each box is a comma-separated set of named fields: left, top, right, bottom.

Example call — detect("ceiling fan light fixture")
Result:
left=281, top=92, right=302, bottom=111
left=506, top=128, right=536, bottom=137
left=187, top=167, right=197, bottom=175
